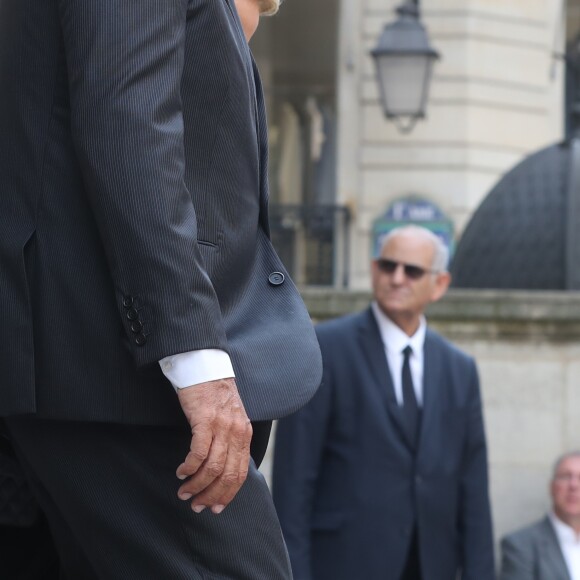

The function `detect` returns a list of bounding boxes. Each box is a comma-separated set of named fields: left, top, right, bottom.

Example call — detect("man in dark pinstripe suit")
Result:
left=0, top=0, right=322, bottom=577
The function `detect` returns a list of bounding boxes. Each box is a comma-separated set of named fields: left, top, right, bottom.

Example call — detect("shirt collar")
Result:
left=371, top=302, right=426, bottom=357
left=550, top=511, right=580, bottom=544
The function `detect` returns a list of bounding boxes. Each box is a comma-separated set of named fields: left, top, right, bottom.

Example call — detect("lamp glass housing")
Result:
left=375, top=53, right=435, bottom=119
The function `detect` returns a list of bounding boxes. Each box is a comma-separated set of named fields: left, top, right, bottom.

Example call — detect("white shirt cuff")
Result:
left=159, top=349, right=235, bottom=389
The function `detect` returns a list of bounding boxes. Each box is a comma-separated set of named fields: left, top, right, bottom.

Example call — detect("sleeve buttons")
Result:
left=130, top=321, right=143, bottom=334
left=122, top=296, right=134, bottom=308
left=126, top=308, right=139, bottom=321
left=122, top=295, right=147, bottom=344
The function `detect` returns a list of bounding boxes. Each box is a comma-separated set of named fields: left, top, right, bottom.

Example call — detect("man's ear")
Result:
left=431, top=272, right=451, bottom=303
left=370, top=260, right=379, bottom=289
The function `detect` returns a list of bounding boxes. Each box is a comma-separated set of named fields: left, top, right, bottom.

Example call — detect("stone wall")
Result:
left=261, top=289, right=580, bottom=554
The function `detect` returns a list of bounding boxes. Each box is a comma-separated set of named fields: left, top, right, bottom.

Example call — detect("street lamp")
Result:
left=371, top=0, right=440, bottom=133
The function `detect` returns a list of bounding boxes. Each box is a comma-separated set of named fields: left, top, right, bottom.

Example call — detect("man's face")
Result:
left=371, top=231, right=449, bottom=332
left=551, top=456, right=580, bottom=523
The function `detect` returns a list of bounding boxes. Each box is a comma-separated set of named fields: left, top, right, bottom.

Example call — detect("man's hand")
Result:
left=176, top=378, right=252, bottom=514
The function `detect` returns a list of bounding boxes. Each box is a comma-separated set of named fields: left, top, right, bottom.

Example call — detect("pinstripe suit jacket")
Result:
left=0, top=0, right=322, bottom=424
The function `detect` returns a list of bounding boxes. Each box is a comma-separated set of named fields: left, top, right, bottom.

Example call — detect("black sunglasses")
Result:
left=375, top=258, right=438, bottom=280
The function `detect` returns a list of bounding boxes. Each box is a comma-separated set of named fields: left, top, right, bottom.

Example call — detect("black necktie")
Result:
left=402, top=345, right=420, bottom=448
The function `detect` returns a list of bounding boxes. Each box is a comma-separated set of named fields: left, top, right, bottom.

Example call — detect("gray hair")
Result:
left=259, top=0, right=281, bottom=15
left=552, top=450, right=580, bottom=480
left=380, top=225, right=449, bottom=272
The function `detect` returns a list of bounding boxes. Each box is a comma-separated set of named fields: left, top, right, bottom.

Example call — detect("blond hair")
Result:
left=258, top=0, right=281, bottom=16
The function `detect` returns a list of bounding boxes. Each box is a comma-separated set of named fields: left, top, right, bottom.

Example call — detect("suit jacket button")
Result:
left=268, top=272, right=285, bottom=286
left=135, top=334, right=147, bottom=346
left=122, top=296, right=134, bottom=308
left=130, top=321, right=143, bottom=334
left=126, top=308, right=139, bottom=321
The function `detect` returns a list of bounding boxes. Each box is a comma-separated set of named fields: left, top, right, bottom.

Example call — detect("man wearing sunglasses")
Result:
left=273, top=225, right=495, bottom=580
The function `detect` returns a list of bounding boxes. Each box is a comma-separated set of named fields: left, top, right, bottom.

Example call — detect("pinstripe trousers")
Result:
left=6, top=417, right=292, bottom=580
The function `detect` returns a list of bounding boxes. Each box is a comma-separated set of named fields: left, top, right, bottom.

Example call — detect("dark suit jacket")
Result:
left=0, top=0, right=322, bottom=424
left=273, top=308, right=495, bottom=580
left=500, top=517, right=572, bottom=580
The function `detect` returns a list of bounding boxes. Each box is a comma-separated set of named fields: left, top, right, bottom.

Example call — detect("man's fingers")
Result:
left=191, top=421, right=252, bottom=513
left=175, top=423, right=212, bottom=481
left=178, top=429, right=229, bottom=501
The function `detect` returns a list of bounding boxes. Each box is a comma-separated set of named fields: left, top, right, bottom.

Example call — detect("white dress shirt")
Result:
left=550, top=512, right=580, bottom=580
left=159, top=349, right=235, bottom=390
left=371, top=302, right=426, bottom=407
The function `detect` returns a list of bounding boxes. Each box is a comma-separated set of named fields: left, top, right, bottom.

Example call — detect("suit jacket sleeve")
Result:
left=499, top=535, right=534, bottom=580
left=57, top=0, right=227, bottom=366
left=460, top=360, right=497, bottom=579
left=272, top=346, right=334, bottom=580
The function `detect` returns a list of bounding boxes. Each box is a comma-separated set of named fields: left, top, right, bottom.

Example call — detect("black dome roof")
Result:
left=451, top=142, right=570, bottom=289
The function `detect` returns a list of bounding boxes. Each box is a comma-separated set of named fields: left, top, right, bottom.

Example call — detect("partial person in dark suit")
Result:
left=273, top=225, right=495, bottom=580
left=500, top=451, right=580, bottom=580
left=0, top=0, right=322, bottom=578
